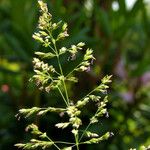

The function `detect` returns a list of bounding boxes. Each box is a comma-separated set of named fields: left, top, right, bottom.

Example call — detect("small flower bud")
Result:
left=77, top=42, right=85, bottom=47
left=62, top=23, right=68, bottom=30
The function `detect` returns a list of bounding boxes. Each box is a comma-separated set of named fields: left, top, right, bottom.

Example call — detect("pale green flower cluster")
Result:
left=15, top=1, right=113, bottom=150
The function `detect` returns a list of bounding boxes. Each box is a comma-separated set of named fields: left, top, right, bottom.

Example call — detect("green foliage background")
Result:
left=0, top=0, right=150, bottom=149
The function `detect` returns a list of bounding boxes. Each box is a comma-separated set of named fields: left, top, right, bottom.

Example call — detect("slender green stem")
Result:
left=48, top=73, right=68, bottom=106
left=56, top=54, right=70, bottom=104
left=46, top=68, right=61, bottom=76
left=46, top=136, right=61, bottom=150
left=54, top=71, right=61, bottom=76
left=78, top=86, right=98, bottom=102
left=57, top=87, right=68, bottom=106
left=54, top=141, right=74, bottom=145
left=47, top=31, right=69, bottom=105
left=53, top=41, right=70, bottom=105
left=46, top=29, right=56, bottom=54
left=79, top=108, right=100, bottom=142
left=69, top=142, right=86, bottom=149
left=75, top=134, right=79, bottom=150
left=62, top=79, right=69, bottom=104
left=48, top=44, right=57, bottom=54
left=79, top=123, right=91, bottom=142
left=66, top=63, right=81, bottom=78
left=37, top=107, right=66, bottom=111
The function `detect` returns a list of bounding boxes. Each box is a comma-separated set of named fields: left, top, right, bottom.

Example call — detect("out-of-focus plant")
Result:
left=15, top=1, right=112, bottom=150
left=1, top=0, right=150, bottom=149
left=0, top=0, right=39, bottom=149
left=79, top=0, right=150, bottom=149
left=130, top=145, right=150, bottom=150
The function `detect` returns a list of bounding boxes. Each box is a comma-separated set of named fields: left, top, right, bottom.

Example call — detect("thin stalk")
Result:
left=46, top=29, right=56, bottom=54
left=79, top=123, right=91, bottom=142
left=69, top=142, right=86, bottom=149
left=57, top=54, right=69, bottom=104
left=54, top=141, right=74, bottom=145
left=54, top=71, right=61, bottom=76
left=47, top=31, right=69, bottom=105
left=53, top=42, right=70, bottom=105
left=75, top=134, right=79, bottom=150
left=48, top=73, right=68, bottom=106
left=46, top=136, right=61, bottom=150
left=37, top=107, right=66, bottom=111
left=48, top=44, right=57, bottom=54
left=57, top=87, right=68, bottom=106
left=66, top=63, right=81, bottom=78
left=78, top=86, right=98, bottom=102
left=46, top=68, right=61, bottom=76
left=79, top=108, right=99, bottom=142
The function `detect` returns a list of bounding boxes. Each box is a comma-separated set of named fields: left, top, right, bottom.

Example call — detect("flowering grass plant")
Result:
left=15, top=1, right=112, bottom=150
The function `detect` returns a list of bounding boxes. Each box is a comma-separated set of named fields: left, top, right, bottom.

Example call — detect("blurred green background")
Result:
left=0, top=0, right=150, bottom=149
